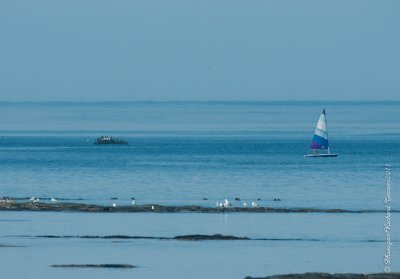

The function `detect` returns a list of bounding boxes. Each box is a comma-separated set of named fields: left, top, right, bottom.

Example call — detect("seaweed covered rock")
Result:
left=245, top=273, right=400, bottom=279
left=94, top=136, right=128, bottom=145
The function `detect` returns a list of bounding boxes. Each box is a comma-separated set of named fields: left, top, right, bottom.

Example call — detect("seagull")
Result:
left=131, top=200, right=136, bottom=205
left=51, top=197, right=58, bottom=203
left=29, top=196, right=35, bottom=202
left=251, top=201, right=258, bottom=208
left=219, top=202, right=223, bottom=208
left=223, top=199, right=231, bottom=208
left=243, top=202, right=248, bottom=207
left=32, top=198, right=40, bottom=203
left=112, top=203, right=117, bottom=208
left=235, top=197, right=241, bottom=201
left=216, top=202, right=219, bottom=207
left=151, top=205, right=155, bottom=211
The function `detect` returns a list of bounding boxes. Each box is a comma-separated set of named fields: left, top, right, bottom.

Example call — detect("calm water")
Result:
left=0, top=102, right=398, bottom=209
left=0, top=102, right=399, bottom=277
left=0, top=212, right=399, bottom=279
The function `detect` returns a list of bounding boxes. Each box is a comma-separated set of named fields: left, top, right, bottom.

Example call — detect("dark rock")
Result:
left=0, top=243, right=26, bottom=248
left=173, top=234, right=249, bottom=241
left=0, top=199, right=15, bottom=204
left=51, top=264, right=135, bottom=269
left=94, top=136, right=128, bottom=145
left=0, top=201, right=396, bottom=214
left=31, top=234, right=250, bottom=241
left=245, top=273, right=400, bottom=279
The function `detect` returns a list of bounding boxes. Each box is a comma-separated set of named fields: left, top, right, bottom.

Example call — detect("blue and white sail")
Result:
left=310, top=109, right=329, bottom=150
left=305, top=109, right=338, bottom=157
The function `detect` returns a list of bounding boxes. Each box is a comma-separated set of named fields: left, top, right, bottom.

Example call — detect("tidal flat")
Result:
left=1, top=211, right=398, bottom=279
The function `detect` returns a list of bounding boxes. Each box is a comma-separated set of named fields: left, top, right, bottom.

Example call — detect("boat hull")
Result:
left=304, top=153, right=338, bottom=158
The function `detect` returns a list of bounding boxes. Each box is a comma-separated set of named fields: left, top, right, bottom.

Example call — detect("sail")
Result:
left=310, top=109, right=329, bottom=150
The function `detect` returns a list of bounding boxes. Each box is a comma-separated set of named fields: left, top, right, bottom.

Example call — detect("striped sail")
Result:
left=310, top=109, right=329, bottom=150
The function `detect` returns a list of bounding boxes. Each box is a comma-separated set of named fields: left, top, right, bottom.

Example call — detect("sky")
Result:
left=0, top=0, right=399, bottom=101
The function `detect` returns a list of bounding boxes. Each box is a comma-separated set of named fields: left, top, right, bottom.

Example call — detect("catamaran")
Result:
left=304, top=109, right=338, bottom=157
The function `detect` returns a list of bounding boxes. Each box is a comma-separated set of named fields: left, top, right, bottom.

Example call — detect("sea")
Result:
left=0, top=101, right=399, bottom=278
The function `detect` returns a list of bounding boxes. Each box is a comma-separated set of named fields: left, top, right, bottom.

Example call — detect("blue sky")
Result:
left=0, top=0, right=399, bottom=101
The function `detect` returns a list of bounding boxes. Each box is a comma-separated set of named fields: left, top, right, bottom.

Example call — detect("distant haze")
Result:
left=0, top=0, right=399, bottom=101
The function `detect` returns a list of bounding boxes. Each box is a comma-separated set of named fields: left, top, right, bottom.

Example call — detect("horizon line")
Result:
left=0, top=100, right=399, bottom=104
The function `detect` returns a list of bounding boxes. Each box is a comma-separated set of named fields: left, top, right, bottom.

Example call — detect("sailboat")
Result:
left=304, top=109, right=338, bottom=157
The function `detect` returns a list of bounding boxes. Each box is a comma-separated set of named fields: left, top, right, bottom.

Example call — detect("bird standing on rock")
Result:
left=223, top=199, right=231, bottom=208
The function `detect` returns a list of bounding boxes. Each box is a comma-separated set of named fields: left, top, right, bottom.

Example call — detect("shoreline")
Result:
left=0, top=201, right=396, bottom=213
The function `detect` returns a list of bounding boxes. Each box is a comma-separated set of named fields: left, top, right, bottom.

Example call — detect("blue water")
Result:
left=0, top=102, right=399, bottom=210
left=0, top=102, right=399, bottom=278
left=0, top=212, right=399, bottom=278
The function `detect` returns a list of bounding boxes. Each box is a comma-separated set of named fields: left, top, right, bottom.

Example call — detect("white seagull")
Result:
left=131, top=200, right=136, bottom=205
left=112, top=203, right=117, bottom=208
left=223, top=199, right=231, bottom=208
left=243, top=202, right=248, bottom=207
left=51, top=198, right=58, bottom=203
left=251, top=201, right=258, bottom=208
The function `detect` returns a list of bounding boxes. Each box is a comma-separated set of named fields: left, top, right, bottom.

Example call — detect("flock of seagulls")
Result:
left=215, top=198, right=259, bottom=208
left=28, top=196, right=58, bottom=203
left=26, top=195, right=280, bottom=209
left=28, top=196, right=40, bottom=203
left=108, top=197, right=138, bottom=208
left=111, top=197, right=275, bottom=209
